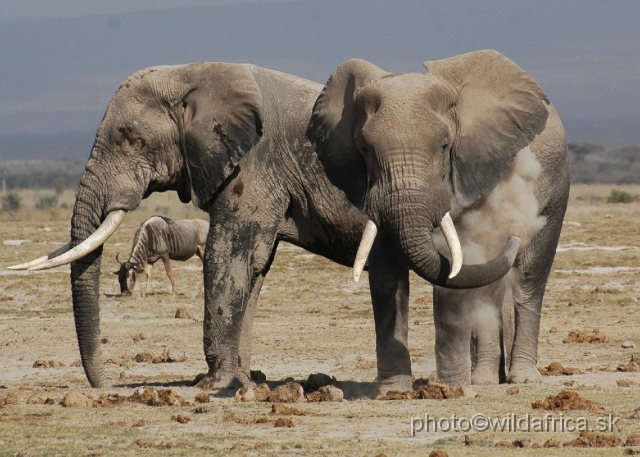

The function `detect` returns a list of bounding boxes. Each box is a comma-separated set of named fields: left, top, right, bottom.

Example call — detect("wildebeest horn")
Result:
left=116, top=253, right=125, bottom=265
left=7, top=243, right=72, bottom=270
left=28, top=210, right=126, bottom=271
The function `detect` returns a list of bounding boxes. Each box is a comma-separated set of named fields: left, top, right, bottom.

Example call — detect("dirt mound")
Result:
left=303, top=373, right=337, bottom=391
left=617, top=355, right=640, bottom=372
left=539, top=362, right=583, bottom=376
left=174, top=307, right=191, bottom=319
left=564, top=431, right=623, bottom=447
left=32, top=360, right=66, bottom=369
left=377, top=381, right=463, bottom=400
left=563, top=330, right=607, bottom=343
left=274, top=417, right=294, bottom=428
left=235, top=383, right=271, bottom=402
left=532, top=390, right=604, bottom=411
left=0, top=392, right=18, bottom=406
left=61, top=391, right=94, bottom=408
left=195, top=391, right=210, bottom=404
left=271, top=403, right=304, bottom=415
left=306, top=385, right=343, bottom=402
left=128, top=387, right=189, bottom=406
left=267, top=382, right=305, bottom=403
left=134, top=348, right=187, bottom=364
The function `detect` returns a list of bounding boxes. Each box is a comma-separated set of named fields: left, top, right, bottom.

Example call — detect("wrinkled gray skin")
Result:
left=68, top=62, right=517, bottom=391
left=307, top=50, right=570, bottom=387
left=115, top=216, right=209, bottom=296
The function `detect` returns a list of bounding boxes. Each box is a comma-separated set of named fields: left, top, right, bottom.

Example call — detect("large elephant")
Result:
left=12, top=62, right=518, bottom=391
left=307, top=50, right=569, bottom=387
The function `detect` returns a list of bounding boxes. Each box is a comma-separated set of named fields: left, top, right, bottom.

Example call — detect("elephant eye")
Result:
left=440, top=138, right=449, bottom=152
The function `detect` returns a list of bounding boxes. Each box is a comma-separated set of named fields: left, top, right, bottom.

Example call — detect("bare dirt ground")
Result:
left=1, top=185, right=639, bottom=456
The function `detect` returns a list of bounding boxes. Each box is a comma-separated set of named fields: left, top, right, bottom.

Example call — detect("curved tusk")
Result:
left=28, top=210, right=126, bottom=271
left=440, top=212, right=463, bottom=279
left=353, top=220, right=377, bottom=282
left=7, top=243, right=73, bottom=270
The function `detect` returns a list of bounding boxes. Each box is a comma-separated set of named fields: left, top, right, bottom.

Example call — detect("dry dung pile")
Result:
left=563, top=330, right=608, bottom=343
left=564, top=431, right=623, bottom=447
left=539, top=361, right=583, bottom=376
left=532, top=390, right=604, bottom=411
left=377, top=380, right=463, bottom=400
left=617, top=355, right=640, bottom=372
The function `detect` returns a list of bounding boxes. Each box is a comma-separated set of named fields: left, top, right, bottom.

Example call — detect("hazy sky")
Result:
left=1, top=0, right=639, bottom=135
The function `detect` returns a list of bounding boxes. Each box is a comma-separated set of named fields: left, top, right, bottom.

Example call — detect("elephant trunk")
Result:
left=377, top=183, right=519, bottom=289
left=70, top=176, right=108, bottom=387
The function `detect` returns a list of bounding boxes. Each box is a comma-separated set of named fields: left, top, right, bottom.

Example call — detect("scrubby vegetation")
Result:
left=569, top=142, right=640, bottom=184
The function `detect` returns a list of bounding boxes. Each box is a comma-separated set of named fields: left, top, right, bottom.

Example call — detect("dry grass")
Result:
left=0, top=186, right=639, bottom=456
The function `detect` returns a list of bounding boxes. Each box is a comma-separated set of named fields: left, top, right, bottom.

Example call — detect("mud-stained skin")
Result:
left=115, top=216, right=209, bottom=296
left=58, top=62, right=368, bottom=389
left=308, top=50, right=570, bottom=387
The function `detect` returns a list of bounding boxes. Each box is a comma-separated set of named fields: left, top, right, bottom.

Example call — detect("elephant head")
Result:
left=307, top=50, right=546, bottom=287
left=10, top=63, right=264, bottom=386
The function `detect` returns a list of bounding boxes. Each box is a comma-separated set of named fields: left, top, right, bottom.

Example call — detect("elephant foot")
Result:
left=471, top=364, right=499, bottom=385
left=375, top=374, right=413, bottom=396
left=194, top=373, right=245, bottom=391
left=507, top=361, right=543, bottom=384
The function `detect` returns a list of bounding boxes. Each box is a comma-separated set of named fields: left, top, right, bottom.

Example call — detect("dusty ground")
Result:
left=1, top=185, right=639, bottom=456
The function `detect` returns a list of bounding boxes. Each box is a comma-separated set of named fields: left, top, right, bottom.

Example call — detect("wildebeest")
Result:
left=115, top=216, right=209, bottom=296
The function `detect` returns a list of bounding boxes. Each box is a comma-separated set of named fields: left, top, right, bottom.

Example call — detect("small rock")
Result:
left=622, top=341, right=637, bottom=349
left=195, top=391, right=210, bottom=404
left=175, top=307, right=191, bottom=319
left=166, top=348, right=186, bottom=363
left=26, top=394, right=45, bottom=405
left=235, top=387, right=256, bottom=402
left=549, top=326, right=558, bottom=333
left=101, top=337, right=109, bottom=344
left=135, top=352, right=154, bottom=363
left=274, top=417, right=294, bottom=428
left=618, top=379, right=637, bottom=387
left=172, top=414, right=190, bottom=424
left=61, top=391, right=94, bottom=408
left=506, top=386, right=519, bottom=395
left=514, top=438, right=531, bottom=448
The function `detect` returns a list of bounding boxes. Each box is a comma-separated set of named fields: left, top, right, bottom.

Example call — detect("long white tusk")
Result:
left=353, top=220, right=378, bottom=282
left=7, top=243, right=72, bottom=270
left=440, top=212, right=463, bottom=279
left=28, top=210, right=126, bottom=271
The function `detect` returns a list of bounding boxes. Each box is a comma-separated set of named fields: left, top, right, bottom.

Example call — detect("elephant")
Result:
left=306, top=50, right=569, bottom=387
left=10, top=61, right=519, bottom=392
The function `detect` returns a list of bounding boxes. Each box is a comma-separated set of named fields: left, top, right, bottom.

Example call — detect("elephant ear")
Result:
left=424, top=50, right=549, bottom=207
left=307, top=59, right=389, bottom=207
left=172, top=63, right=263, bottom=208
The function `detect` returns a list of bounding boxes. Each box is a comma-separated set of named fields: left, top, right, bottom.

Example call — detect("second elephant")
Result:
left=307, top=50, right=569, bottom=386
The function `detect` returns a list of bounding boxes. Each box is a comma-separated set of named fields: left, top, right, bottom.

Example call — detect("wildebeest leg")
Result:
left=161, top=256, right=177, bottom=294
left=142, top=263, right=153, bottom=297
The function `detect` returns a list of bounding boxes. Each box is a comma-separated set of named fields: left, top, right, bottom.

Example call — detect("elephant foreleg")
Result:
left=368, top=233, right=412, bottom=395
left=197, top=217, right=279, bottom=391
left=508, top=200, right=567, bottom=383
